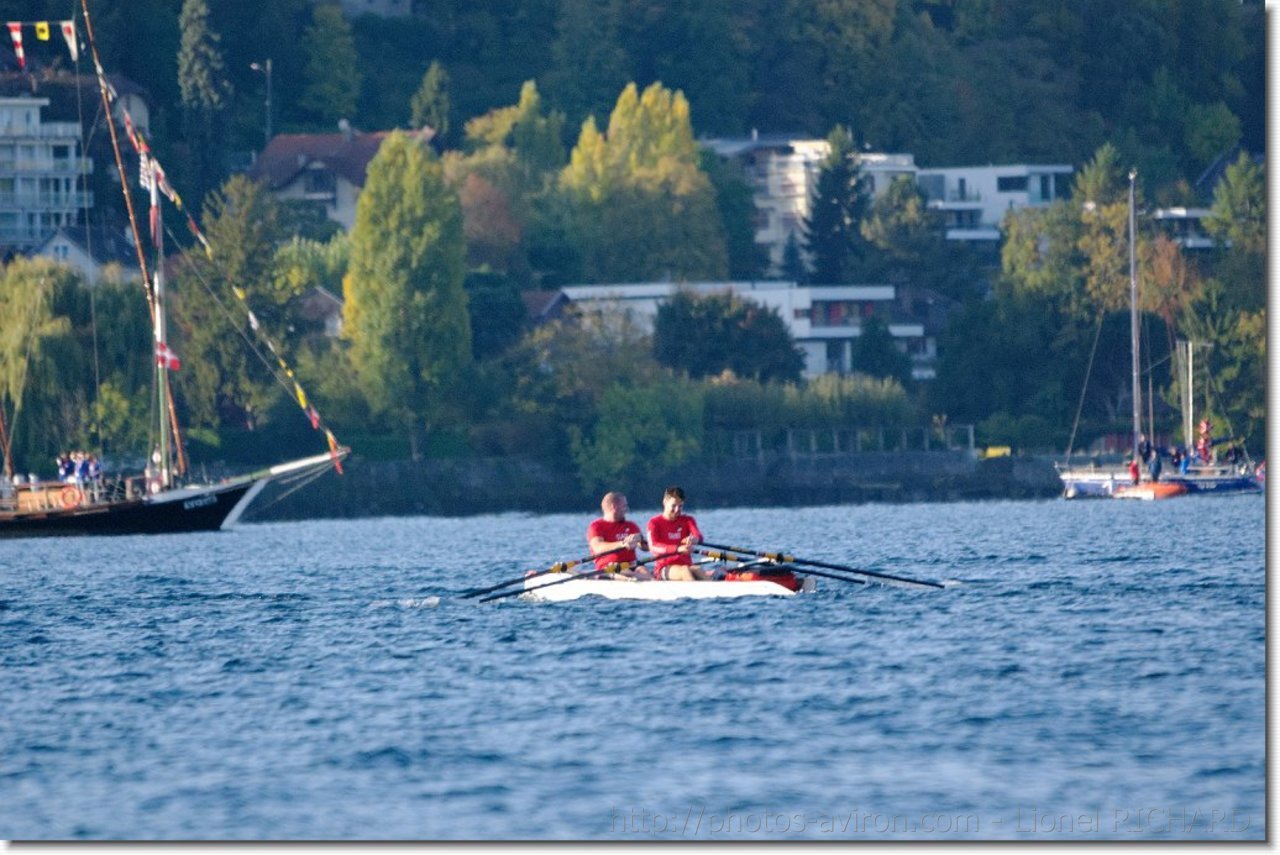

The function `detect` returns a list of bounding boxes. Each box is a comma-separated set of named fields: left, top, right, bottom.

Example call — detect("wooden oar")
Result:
left=460, top=546, right=629, bottom=599
left=699, top=542, right=943, bottom=590
left=478, top=555, right=657, bottom=604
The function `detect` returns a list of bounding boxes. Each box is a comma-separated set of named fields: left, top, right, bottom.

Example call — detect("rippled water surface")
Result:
left=1, top=496, right=1265, bottom=840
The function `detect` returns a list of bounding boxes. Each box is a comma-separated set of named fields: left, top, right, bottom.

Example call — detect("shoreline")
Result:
left=244, top=451, right=1064, bottom=522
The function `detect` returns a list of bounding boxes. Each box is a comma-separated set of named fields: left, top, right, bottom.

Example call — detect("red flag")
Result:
left=155, top=342, right=181, bottom=371
left=7, top=23, right=25, bottom=70
left=306, top=406, right=321, bottom=430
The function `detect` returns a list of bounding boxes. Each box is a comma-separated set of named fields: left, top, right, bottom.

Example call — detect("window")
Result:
left=303, top=169, right=336, bottom=195
left=997, top=175, right=1028, bottom=192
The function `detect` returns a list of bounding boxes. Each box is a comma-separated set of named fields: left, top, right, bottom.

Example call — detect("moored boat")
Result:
left=0, top=3, right=348, bottom=537
left=1057, top=172, right=1261, bottom=501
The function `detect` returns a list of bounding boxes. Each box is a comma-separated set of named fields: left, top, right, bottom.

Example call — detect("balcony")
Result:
left=0, top=191, right=94, bottom=209
left=0, top=157, right=94, bottom=174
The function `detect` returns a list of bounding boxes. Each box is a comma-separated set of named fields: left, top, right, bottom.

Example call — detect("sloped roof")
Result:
left=246, top=128, right=434, bottom=190
left=39, top=224, right=140, bottom=269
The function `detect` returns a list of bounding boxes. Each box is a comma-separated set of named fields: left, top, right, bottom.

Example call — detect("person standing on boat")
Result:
left=587, top=492, right=646, bottom=571
left=647, top=486, right=709, bottom=581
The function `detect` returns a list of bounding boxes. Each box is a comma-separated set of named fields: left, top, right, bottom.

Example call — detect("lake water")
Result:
left=1, top=495, right=1265, bottom=841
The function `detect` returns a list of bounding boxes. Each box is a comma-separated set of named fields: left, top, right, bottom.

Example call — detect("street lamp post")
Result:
left=250, top=58, right=273, bottom=147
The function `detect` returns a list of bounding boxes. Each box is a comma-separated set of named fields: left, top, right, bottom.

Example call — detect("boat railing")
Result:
left=0, top=474, right=149, bottom=512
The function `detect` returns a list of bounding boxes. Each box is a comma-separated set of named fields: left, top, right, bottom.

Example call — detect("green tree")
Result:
left=343, top=132, right=471, bottom=459
left=1202, top=152, right=1265, bottom=313
left=560, top=82, right=728, bottom=281
left=446, top=82, right=568, bottom=283
left=177, top=0, right=232, bottom=205
left=850, top=314, right=912, bottom=387
left=0, top=259, right=77, bottom=471
left=653, top=289, right=803, bottom=383
left=297, top=3, right=362, bottom=129
left=803, top=125, right=870, bottom=284
left=410, top=60, right=451, bottom=137
left=570, top=379, right=703, bottom=493
left=543, top=0, right=632, bottom=127
left=700, top=149, right=766, bottom=280
left=172, top=175, right=285, bottom=433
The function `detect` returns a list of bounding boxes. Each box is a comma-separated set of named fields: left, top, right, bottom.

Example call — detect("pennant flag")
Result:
left=306, top=406, right=321, bottom=431
left=7, top=23, right=25, bottom=70
left=155, top=342, right=181, bottom=371
left=34, top=21, right=49, bottom=41
left=60, top=20, right=76, bottom=61
left=294, top=383, right=309, bottom=410
left=325, top=430, right=344, bottom=474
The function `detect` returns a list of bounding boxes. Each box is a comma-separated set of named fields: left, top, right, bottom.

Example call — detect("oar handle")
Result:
left=478, top=558, right=648, bottom=604
left=461, top=545, right=632, bottom=598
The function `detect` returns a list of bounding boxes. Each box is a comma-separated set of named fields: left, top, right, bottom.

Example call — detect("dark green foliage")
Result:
left=653, top=289, right=803, bottom=384
left=803, top=126, right=871, bottom=284
left=850, top=315, right=912, bottom=388
left=464, top=272, right=527, bottom=361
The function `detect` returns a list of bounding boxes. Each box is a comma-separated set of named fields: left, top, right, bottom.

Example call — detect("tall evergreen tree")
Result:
left=410, top=61, right=451, bottom=138
left=1202, top=152, right=1265, bottom=313
left=803, top=125, right=871, bottom=284
left=177, top=0, right=232, bottom=205
left=297, top=3, right=362, bottom=129
left=343, top=132, right=470, bottom=459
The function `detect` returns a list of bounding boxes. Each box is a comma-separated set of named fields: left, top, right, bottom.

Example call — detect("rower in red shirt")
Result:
left=646, top=486, right=709, bottom=581
left=587, top=491, right=646, bottom=571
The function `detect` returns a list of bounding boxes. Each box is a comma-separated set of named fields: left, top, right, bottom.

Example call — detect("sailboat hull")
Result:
left=1058, top=467, right=1262, bottom=499
left=0, top=480, right=259, bottom=538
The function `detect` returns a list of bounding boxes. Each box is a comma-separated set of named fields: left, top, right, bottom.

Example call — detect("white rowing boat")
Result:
left=520, top=572, right=816, bottom=602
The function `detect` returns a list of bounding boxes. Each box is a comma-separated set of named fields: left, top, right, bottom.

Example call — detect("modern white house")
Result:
left=558, top=281, right=934, bottom=380
left=915, top=163, right=1074, bottom=243
left=0, top=96, right=92, bottom=253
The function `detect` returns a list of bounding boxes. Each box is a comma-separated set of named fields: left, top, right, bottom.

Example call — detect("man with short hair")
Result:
left=587, top=492, right=646, bottom=571
left=647, top=486, right=708, bottom=581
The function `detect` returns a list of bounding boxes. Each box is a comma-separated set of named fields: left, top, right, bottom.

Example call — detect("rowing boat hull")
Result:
left=521, top=573, right=815, bottom=602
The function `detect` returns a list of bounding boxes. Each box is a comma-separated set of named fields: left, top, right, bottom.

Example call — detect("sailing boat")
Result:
left=1056, top=171, right=1261, bottom=500
left=0, top=3, right=347, bottom=537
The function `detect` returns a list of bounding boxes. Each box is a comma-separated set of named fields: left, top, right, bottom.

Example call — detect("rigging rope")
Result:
left=1063, top=314, right=1106, bottom=463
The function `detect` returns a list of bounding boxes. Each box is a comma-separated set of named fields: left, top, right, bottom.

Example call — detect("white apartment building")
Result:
left=915, top=163, right=1074, bottom=243
left=701, top=135, right=919, bottom=277
left=0, top=96, right=91, bottom=253
left=559, top=281, right=934, bottom=380
left=703, top=134, right=1074, bottom=274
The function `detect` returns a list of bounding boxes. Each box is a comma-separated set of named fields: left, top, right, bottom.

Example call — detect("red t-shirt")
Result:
left=647, top=513, right=703, bottom=571
left=587, top=518, right=642, bottom=569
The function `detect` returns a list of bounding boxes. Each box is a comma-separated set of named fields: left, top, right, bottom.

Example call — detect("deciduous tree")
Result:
left=343, top=132, right=470, bottom=459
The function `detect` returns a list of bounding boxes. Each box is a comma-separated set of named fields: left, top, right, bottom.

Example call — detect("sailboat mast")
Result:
left=1128, top=169, right=1141, bottom=462
left=150, top=170, right=171, bottom=490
